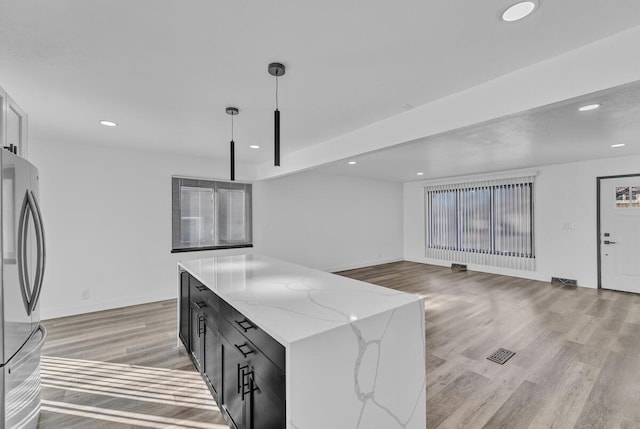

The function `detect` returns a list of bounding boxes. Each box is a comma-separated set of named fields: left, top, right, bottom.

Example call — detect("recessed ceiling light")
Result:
left=417, top=172, right=424, bottom=176
left=348, top=161, right=357, bottom=165
left=99, top=120, right=118, bottom=127
left=249, top=145, right=260, bottom=149
left=611, top=144, right=625, bottom=148
left=579, top=103, right=601, bottom=112
left=501, top=1, right=536, bottom=22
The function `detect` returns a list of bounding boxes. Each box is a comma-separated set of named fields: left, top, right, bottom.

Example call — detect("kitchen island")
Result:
left=178, top=254, right=425, bottom=429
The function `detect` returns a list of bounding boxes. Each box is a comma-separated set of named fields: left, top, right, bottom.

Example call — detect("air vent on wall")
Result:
left=451, top=263, right=467, bottom=272
left=551, top=277, right=577, bottom=286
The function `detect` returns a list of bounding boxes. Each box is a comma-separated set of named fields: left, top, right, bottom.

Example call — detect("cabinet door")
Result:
left=179, top=271, right=190, bottom=348
left=203, top=316, right=221, bottom=398
left=251, top=373, right=285, bottom=429
left=190, top=303, right=204, bottom=370
left=221, top=337, right=247, bottom=429
left=6, top=96, right=28, bottom=157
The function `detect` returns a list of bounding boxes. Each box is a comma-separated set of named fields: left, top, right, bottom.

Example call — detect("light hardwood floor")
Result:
left=38, top=300, right=227, bottom=428
left=38, top=262, right=640, bottom=428
left=337, top=261, right=640, bottom=429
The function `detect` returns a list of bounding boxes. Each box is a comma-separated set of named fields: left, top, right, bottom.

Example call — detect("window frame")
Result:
left=425, top=178, right=535, bottom=268
left=171, top=176, right=253, bottom=253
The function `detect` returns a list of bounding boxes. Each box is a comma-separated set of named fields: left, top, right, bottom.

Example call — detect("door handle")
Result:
left=8, top=325, right=47, bottom=374
left=16, top=190, right=46, bottom=316
left=17, top=191, right=32, bottom=315
left=604, top=240, right=616, bottom=245
left=29, top=190, right=45, bottom=314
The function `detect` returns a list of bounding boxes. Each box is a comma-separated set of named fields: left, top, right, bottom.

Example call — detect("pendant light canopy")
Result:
left=268, top=62, right=286, bottom=166
left=226, top=107, right=239, bottom=181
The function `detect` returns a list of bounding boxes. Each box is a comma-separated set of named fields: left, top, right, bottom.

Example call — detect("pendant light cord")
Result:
left=275, top=75, right=279, bottom=110
left=231, top=113, right=234, bottom=140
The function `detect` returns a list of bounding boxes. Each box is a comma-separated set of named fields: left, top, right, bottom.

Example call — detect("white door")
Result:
left=600, top=176, right=640, bottom=293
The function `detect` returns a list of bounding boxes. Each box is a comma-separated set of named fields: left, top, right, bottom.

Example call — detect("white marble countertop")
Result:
left=178, top=254, right=421, bottom=346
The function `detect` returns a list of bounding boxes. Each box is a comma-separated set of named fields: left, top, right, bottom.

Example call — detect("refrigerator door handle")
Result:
left=8, top=325, right=47, bottom=374
left=29, top=190, right=46, bottom=312
left=17, top=190, right=33, bottom=315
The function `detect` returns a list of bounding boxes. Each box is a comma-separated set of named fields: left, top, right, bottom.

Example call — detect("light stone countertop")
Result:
left=178, top=254, right=421, bottom=346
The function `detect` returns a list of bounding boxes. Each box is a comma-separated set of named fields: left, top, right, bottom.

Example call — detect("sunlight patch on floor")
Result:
left=41, top=355, right=222, bottom=428
left=41, top=400, right=226, bottom=429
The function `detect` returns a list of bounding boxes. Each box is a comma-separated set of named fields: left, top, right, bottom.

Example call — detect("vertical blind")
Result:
left=172, top=177, right=252, bottom=251
left=425, top=175, right=535, bottom=270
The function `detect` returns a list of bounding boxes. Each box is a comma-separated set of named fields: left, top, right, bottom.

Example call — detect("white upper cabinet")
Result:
left=0, top=85, right=28, bottom=158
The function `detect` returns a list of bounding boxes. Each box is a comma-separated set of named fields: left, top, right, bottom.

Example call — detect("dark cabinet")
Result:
left=179, top=270, right=190, bottom=348
left=203, top=304, right=221, bottom=399
left=221, top=336, right=249, bottom=429
left=251, top=371, right=286, bottom=429
left=219, top=315, right=285, bottom=429
left=189, top=299, right=205, bottom=370
left=179, top=271, right=285, bottom=429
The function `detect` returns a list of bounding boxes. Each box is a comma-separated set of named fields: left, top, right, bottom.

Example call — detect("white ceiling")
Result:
left=314, top=81, right=640, bottom=181
left=2, top=1, right=640, bottom=171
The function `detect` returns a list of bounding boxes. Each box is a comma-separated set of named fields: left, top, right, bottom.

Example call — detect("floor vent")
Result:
left=487, top=348, right=516, bottom=365
left=451, top=263, right=467, bottom=272
left=551, top=277, right=577, bottom=286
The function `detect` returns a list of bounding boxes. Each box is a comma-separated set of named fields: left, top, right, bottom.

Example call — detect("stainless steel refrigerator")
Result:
left=0, top=150, right=46, bottom=429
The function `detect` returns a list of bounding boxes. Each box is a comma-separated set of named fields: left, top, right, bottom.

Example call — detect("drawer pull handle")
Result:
left=234, top=343, right=255, bottom=358
left=194, top=301, right=206, bottom=310
left=235, top=318, right=256, bottom=332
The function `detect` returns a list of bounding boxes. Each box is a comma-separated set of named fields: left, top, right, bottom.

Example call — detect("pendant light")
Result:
left=268, top=62, right=286, bottom=166
left=226, top=107, right=239, bottom=181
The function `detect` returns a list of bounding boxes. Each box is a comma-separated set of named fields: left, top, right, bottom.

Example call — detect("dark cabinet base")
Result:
left=179, top=270, right=285, bottom=429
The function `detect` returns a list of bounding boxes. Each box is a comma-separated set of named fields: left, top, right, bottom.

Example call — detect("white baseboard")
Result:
left=327, top=258, right=403, bottom=273
left=403, top=256, right=597, bottom=289
left=42, top=292, right=176, bottom=320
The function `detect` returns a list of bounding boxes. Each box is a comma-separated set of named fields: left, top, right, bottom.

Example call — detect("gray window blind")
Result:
left=172, top=177, right=252, bottom=252
left=425, top=175, right=535, bottom=270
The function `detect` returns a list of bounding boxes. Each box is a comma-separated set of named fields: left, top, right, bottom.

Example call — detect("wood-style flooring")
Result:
left=337, top=261, right=640, bottom=429
left=38, top=300, right=227, bottom=428
left=38, top=262, right=640, bottom=428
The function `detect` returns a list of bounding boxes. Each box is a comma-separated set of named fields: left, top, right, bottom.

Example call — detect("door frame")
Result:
left=596, top=173, right=640, bottom=290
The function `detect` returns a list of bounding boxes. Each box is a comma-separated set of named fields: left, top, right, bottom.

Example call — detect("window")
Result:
left=172, top=177, right=252, bottom=252
left=425, top=176, right=535, bottom=270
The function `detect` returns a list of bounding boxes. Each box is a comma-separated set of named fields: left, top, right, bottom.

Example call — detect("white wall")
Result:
left=254, top=171, right=403, bottom=272
left=30, top=140, right=404, bottom=319
left=30, top=139, right=256, bottom=319
left=404, top=154, right=640, bottom=289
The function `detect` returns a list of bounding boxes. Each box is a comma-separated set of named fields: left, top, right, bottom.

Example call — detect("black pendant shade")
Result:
left=226, top=107, right=239, bottom=181
left=274, top=109, right=280, bottom=166
left=230, top=139, right=235, bottom=181
left=268, top=62, right=285, bottom=167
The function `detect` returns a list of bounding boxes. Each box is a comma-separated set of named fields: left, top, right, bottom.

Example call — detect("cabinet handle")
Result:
left=194, top=301, right=207, bottom=310
left=235, top=318, right=256, bottom=332
left=234, top=343, right=255, bottom=358
left=198, top=315, right=206, bottom=336
left=237, top=363, right=243, bottom=394
left=237, top=364, right=257, bottom=401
